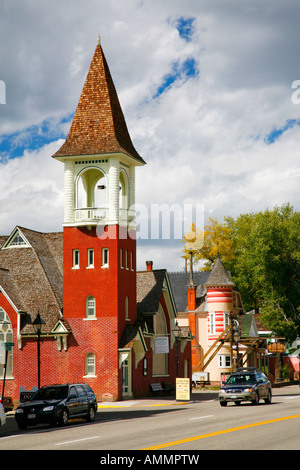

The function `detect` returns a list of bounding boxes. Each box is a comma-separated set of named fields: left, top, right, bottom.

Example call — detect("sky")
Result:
left=0, top=0, right=299, bottom=272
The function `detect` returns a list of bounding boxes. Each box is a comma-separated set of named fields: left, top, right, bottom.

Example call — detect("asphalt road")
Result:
left=1, top=385, right=300, bottom=455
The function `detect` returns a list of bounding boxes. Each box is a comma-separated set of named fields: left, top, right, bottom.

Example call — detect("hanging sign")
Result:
left=155, top=336, right=169, bottom=354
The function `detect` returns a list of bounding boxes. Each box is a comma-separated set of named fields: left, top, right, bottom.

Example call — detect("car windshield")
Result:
left=226, top=374, right=256, bottom=385
left=31, top=386, right=68, bottom=401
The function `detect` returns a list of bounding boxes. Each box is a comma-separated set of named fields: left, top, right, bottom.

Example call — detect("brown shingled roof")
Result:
left=53, top=42, right=145, bottom=164
left=0, top=227, right=63, bottom=334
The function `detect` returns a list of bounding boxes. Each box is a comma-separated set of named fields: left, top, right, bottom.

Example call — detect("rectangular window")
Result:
left=130, top=251, right=134, bottom=271
left=218, top=355, right=231, bottom=368
left=102, top=248, right=109, bottom=267
left=224, top=312, right=229, bottom=329
left=120, top=248, right=123, bottom=268
left=210, top=313, right=215, bottom=335
left=125, top=250, right=128, bottom=269
left=87, top=249, right=94, bottom=268
left=72, top=249, right=79, bottom=268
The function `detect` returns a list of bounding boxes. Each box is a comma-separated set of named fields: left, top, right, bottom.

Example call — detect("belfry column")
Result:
left=108, top=157, right=120, bottom=225
left=64, top=160, right=75, bottom=224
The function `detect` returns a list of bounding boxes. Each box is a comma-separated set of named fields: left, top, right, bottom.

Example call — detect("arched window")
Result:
left=0, top=308, right=13, bottom=378
left=119, top=170, right=129, bottom=210
left=125, top=296, right=129, bottom=321
left=85, top=296, right=96, bottom=319
left=153, top=304, right=168, bottom=376
left=76, top=167, right=108, bottom=221
left=85, top=353, right=96, bottom=376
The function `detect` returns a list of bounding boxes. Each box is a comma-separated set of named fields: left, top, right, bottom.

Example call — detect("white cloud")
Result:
left=0, top=0, right=299, bottom=272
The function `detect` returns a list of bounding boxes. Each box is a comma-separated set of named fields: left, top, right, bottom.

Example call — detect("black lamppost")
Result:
left=32, top=311, right=45, bottom=389
left=232, top=319, right=240, bottom=371
left=172, top=321, right=181, bottom=377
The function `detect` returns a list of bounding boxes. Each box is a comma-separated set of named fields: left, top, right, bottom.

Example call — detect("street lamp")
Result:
left=232, top=319, right=240, bottom=371
left=172, top=321, right=181, bottom=377
left=32, top=311, right=45, bottom=389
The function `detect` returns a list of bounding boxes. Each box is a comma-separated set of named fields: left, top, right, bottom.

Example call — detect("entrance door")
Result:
left=120, top=351, right=132, bottom=398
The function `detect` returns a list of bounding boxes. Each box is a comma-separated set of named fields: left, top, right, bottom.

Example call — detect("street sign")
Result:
left=176, top=378, right=190, bottom=401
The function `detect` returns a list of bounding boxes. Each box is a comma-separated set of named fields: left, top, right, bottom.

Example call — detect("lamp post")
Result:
left=232, top=319, right=240, bottom=371
left=172, top=321, right=181, bottom=377
left=32, top=311, right=45, bottom=389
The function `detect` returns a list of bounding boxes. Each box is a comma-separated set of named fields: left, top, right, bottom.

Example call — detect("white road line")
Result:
left=55, top=435, right=102, bottom=446
left=281, top=396, right=300, bottom=400
left=189, top=415, right=214, bottom=421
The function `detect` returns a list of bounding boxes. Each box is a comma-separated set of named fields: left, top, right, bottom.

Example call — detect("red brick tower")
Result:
left=52, top=37, right=145, bottom=400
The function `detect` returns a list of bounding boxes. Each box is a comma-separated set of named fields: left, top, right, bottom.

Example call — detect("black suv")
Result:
left=15, top=383, right=97, bottom=430
left=219, top=368, right=272, bottom=406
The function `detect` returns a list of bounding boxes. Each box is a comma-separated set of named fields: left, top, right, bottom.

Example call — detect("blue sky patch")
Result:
left=176, top=17, right=195, bottom=42
left=153, top=58, right=199, bottom=99
left=264, top=119, right=300, bottom=144
left=0, top=114, right=72, bottom=161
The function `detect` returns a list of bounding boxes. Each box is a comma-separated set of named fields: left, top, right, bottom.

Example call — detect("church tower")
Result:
left=52, top=37, right=145, bottom=400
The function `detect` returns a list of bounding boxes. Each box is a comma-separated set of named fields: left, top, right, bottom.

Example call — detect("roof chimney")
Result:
left=146, top=261, right=153, bottom=271
left=187, top=251, right=196, bottom=311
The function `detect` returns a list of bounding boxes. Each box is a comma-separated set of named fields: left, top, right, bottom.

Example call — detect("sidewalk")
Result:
left=97, top=390, right=219, bottom=408
left=97, top=384, right=300, bottom=408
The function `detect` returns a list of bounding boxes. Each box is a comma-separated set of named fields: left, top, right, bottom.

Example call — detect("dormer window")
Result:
left=4, top=230, right=30, bottom=248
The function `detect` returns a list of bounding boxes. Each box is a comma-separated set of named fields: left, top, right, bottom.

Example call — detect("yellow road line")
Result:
left=142, top=414, right=300, bottom=450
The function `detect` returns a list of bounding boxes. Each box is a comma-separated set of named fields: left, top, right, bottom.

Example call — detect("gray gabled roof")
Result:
left=204, top=257, right=235, bottom=287
left=168, top=271, right=209, bottom=312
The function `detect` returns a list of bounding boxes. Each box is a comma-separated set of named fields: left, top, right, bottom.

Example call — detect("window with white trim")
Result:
left=85, top=353, right=96, bottom=376
left=218, top=355, right=231, bottom=368
left=85, top=296, right=96, bottom=319
left=0, top=308, right=13, bottom=378
left=125, top=296, right=129, bottom=321
left=209, top=312, right=215, bottom=335
left=224, top=312, right=229, bottom=329
left=87, top=249, right=94, bottom=268
left=102, top=248, right=109, bottom=267
left=72, top=249, right=79, bottom=268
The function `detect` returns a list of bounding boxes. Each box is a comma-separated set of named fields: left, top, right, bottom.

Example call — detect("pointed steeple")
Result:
left=204, top=257, right=235, bottom=287
left=53, top=40, right=145, bottom=165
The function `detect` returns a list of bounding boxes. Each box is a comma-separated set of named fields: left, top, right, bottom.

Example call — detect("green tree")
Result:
left=182, top=204, right=300, bottom=342
left=229, top=204, right=300, bottom=342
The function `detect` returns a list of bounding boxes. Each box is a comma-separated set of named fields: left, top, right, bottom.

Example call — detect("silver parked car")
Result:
left=0, top=401, right=6, bottom=427
left=219, top=368, right=272, bottom=406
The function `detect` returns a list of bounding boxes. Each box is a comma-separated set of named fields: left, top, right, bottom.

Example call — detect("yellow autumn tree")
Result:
left=182, top=217, right=235, bottom=270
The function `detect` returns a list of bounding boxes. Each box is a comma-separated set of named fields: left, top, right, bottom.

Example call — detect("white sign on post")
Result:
left=155, top=336, right=169, bottom=354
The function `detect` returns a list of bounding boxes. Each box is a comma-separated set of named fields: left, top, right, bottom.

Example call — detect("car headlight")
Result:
left=16, top=408, right=24, bottom=414
left=244, top=388, right=253, bottom=392
left=43, top=405, right=54, bottom=411
left=219, top=389, right=225, bottom=394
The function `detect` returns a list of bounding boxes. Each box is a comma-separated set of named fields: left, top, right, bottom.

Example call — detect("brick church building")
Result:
left=0, top=38, right=192, bottom=405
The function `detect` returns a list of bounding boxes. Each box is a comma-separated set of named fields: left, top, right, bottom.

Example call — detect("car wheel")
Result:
left=86, top=406, right=96, bottom=422
left=220, top=401, right=227, bottom=407
left=252, top=392, right=259, bottom=405
left=264, top=390, right=272, bottom=404
left=59, top=408, right=69, bottom=426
